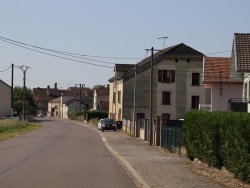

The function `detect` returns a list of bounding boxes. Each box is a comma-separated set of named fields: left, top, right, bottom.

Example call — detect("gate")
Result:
left=161, top=120, right=183, bottom=154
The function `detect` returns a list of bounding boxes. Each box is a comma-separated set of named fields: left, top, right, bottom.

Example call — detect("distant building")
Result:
left=93, top=87, right=109, bottom=112
left=0, top=79, right=11, bottom=117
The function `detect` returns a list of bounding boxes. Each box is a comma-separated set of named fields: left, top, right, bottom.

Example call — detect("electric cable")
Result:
left=0, top=65, right=12, bottom=72
left=0, top=38, right=113, bottom=68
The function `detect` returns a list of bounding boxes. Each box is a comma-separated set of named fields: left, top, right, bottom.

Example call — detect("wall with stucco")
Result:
left=0, top=80, right=11, bottom=117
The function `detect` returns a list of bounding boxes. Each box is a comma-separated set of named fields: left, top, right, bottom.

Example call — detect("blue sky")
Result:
left=0, top=0, right=249, bottom=89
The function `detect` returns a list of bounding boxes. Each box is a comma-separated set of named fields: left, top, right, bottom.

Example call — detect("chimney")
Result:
left=54, top=82, right=57, bottom=89
left=107, top=84, right=109, bottom=94
left=47, top=85, right=50, bottom=96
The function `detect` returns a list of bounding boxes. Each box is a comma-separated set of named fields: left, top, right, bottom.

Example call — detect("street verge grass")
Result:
left=0, top=119, right=43, bottom=141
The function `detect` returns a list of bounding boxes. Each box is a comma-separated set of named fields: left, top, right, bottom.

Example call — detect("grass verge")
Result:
left=0, top=119, right=43, bottom=142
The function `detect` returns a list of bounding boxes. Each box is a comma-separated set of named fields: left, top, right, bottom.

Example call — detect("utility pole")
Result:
left=11, top=63, right=14, bottom=118
left=19, top=65, right=30, bottom=121
left=133, top=64, right=137, bottom=137
left=75, top=84, right=83, bottom=111
left=145, top=47, right=161, bottom=145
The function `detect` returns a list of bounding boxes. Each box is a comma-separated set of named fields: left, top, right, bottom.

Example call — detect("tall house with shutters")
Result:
left=109, top=43, right=211, bottom=121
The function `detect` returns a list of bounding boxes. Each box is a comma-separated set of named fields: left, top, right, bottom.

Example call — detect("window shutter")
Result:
left=158, top=70, right=162, bottom=82
left=171, top=70, right=175, bottom=82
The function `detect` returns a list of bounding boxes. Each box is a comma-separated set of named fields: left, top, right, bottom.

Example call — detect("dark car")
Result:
left=98, top=118, right=116, bottom=132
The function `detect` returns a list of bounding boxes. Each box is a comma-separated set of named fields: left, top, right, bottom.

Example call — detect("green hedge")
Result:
left=67, top=110, right=108, bottom=121
left=183, top=110, right=250, bottom=183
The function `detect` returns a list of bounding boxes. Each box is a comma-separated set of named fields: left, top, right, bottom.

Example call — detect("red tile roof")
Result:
left=33, top=88, right=60, bottom=101
left=96, top=87, right=108, bottom=96
left=203, top=57, right=242, bottom=84
left=234, top=33, right=250, bottom=71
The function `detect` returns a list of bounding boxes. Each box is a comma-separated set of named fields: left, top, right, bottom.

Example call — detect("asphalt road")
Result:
left=0, top=117, right=135, bottom=188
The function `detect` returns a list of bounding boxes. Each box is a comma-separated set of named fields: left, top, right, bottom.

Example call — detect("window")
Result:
left=175, top=58, right=178, bottom=63
left=162, top=113, right=170, bottom=120
left=162, top=91, right=171, bottom=105
left=158, top=70, right=175, bottom=83
left=191, top=96, right=199, bottom=109
left=118, top=91, right=121, bottom=104
left=192, top=73, right=200, bottom=86
left=113, top=92, right=116, bottom=103
left=55, top=105, right=57, bottom=109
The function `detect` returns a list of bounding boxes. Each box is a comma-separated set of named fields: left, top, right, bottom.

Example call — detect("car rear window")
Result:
left=103, top=119, right=114, bottom=123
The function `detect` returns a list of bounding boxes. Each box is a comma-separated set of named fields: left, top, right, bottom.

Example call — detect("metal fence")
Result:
left=161, top=120, right=183, bottom=154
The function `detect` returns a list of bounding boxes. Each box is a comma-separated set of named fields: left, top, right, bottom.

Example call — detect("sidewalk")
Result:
left=80, top=122, right=222, bottom=188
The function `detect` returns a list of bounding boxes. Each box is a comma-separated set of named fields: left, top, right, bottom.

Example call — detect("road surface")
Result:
left=0, top=117, right=135, bottom=188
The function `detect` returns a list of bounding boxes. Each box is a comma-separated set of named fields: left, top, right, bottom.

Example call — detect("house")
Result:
left=203, top=57, right=243, bottom=111
left=231, top=33, right=250, bottom=111
left=48, top=97, right=61, bottom=117
left=0, top=79, right=11, bottom=117
left=109, top=64, right=135, bottom=120
left=93, top=87, right=109, bottom=112
left=61, top=87, right=93, bottom=118
left=61, top=97, right=93, bottom=118
left=109, top=43, right=211, bottom=121
left=33, top=83, right=62, bottom=115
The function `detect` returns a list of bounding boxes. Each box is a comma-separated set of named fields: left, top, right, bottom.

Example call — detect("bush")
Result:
left=183, top=110, right=250, bottom=183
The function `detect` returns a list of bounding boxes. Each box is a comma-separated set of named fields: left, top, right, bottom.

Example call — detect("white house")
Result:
left=231, top=33, right=250, bottom=112
left=0, top=79, right=11, bottom=117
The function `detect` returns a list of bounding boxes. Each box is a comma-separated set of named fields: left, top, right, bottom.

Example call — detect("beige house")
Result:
left=48, top=97, right=61, bottom=117
left=109, top=43, right=211, bottom=121
left=0, top=79, right=11, bottom=117
left=93, top=87, right=109, bottom=112
left=109, top=64, right=135, bottom=120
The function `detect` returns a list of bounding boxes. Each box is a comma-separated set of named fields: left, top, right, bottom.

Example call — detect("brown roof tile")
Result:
left=114, top=64, right=135, bottom=73
left=203, top=57, right=242, bottom=84
left=137, top=43, right=203, bottom=67
left=64, top=87, right=93, bottom=97
left=96, top=87, right=108, bottom=96
left=33, top=88, right=60, bottom=101
left=235, top=33, right=250, bottom=71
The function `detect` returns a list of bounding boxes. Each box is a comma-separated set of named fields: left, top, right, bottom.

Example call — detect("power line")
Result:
left=0, top=36, right=143, bottom=60
left=0, top=65, right=12, bottom=72
left=0, top=38, right=113, bottom=68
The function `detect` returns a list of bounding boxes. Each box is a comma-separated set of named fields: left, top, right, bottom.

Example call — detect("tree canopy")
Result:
left=13, top=86, right=37, bottom=115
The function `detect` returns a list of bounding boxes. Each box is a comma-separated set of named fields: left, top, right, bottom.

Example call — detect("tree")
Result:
left=13, top=86, right=37, bottom=115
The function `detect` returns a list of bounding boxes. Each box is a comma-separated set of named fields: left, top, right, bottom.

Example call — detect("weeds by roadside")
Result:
left=0, top=119, right=43, bottom=141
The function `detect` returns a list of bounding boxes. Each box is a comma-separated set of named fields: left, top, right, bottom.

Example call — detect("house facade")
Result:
left=62, top=96, right=93, bottom=118
left=93, top=87, right=109, bottom=112
left=109, top=64, right=135, bottom=120
left=33, top=83, right=62, bottom=115
left=231, top=33, right=250, bottom=111
left=0, top=79, right=11, bottom=117
left=48, top=97, right=61, bottom=117
left=109, top=43, right=211, bottom=121
left=203, top=57, right=243, bottom=111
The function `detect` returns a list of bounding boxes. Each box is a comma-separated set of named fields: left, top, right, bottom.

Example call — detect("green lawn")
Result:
left=0, top=119, right=43, bottom=141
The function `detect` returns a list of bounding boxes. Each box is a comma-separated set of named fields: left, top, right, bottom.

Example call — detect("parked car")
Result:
left=98, top=118, right=116, bottom=132
left=38, top=113, right=45, bottom=117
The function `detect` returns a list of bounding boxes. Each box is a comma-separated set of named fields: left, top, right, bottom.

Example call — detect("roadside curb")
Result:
left=79, top=122, right=151, bottom=188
